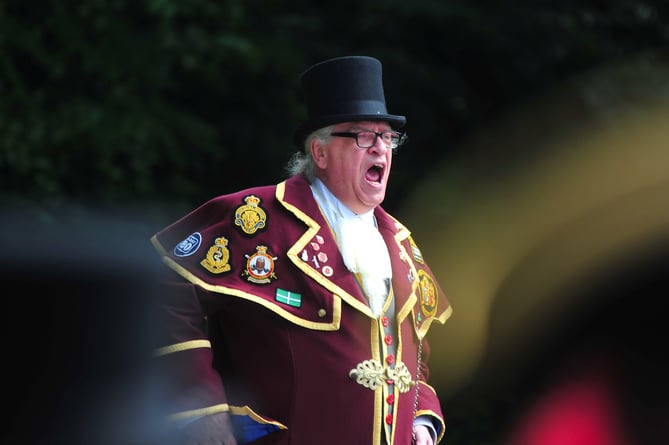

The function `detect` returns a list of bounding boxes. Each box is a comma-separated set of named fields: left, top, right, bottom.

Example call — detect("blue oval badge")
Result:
left=174, top=232, right=202, bottom=257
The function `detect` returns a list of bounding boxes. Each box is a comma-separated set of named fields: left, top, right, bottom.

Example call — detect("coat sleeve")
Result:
left=152, top=266, right=230, bottom=422
left=416, top=337, right=446, bottom=443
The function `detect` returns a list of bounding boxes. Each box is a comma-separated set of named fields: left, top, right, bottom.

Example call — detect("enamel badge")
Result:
left=417, top=269, right=437, bottom=317
left=234, top=195, right=267, bottom=235
left=275, top=288, right=302, bottom=307
left=242, top=245, right=278, bottom=284
left=174, top=232, right=202, bottom=257
left=200, top=236, right=232, bottom=274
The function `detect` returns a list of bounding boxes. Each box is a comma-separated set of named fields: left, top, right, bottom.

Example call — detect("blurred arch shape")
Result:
left=398, top=49, right=669, bottom=396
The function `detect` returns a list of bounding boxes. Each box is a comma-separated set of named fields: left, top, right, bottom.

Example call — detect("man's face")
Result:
left=311, top=121, right=395, bottom=214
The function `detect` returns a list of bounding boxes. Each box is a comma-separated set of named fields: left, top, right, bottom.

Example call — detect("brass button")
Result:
left=317, top=308, right=327, bottom=318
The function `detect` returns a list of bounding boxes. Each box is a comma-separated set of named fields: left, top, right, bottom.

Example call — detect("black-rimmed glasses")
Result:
left=330, top=131, right=407, bottom=150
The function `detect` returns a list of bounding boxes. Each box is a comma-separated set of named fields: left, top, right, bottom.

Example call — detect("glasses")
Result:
left=330, top=130, right=407, bottom=150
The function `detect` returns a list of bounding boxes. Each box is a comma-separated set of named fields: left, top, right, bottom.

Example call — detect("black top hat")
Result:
left=293, top=56, right=406, bottom=147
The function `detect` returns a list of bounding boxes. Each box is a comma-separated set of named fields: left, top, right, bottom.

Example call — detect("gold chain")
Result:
left=411, top=337, right=423, bottom=444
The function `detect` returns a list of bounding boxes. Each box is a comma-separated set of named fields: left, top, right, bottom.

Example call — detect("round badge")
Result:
left=174, top=232, right=202, bottom=257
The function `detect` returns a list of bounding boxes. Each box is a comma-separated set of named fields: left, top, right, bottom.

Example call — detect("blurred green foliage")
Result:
left=0, top=0, right=666, bottom=228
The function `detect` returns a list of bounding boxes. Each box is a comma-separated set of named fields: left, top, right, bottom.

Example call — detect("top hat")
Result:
left=293, top=56, right=406, bottom=147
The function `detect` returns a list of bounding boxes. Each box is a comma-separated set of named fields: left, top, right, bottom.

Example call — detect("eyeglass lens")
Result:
left=357, top=131, right=400, bottom=148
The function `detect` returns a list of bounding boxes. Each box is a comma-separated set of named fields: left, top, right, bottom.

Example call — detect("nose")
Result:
left=368, top=134, right=390, bottom=154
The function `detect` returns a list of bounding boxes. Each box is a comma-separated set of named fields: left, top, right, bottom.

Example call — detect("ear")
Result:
left=310, top=139, right=328, bottom=169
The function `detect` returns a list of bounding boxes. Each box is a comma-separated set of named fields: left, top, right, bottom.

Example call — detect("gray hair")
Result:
left=284, top=125, right=334, bottom=182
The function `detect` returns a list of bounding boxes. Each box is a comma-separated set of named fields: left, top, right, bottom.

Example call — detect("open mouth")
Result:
left=365, top=163, right=385, bottom=184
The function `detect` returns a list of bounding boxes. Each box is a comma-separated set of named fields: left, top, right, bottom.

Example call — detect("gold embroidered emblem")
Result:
left=408, top=236, right=424, bottom=264
left=241, top=245, right=278, bottom=284
left=417, top=269, right=437, bottom=317
left=200, top=237, right=231, bottom=274
left=349, top=359, right=414, bottom=393
left=234, top=195, right=267, bottom=235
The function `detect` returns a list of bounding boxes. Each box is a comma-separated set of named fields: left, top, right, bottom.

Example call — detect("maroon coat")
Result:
left=151, top=174, right=452, bottom=445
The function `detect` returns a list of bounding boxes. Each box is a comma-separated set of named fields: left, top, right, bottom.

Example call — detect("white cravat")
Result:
left=310, top=179, right=392, bottom=316
left=310, top=180, right=435, bottom=440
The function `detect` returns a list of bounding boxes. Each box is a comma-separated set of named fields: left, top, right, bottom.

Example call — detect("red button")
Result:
left=385, top=414, right=393, bottom=425
left=381, top=316, right=389, bottom=327
left=386, top=354, right=395, bottom=364
left=384, top=335, right=393, bottom=345
left=386, top=394, right=395, bottom=404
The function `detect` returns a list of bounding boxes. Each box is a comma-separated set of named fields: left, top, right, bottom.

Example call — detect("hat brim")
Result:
left=293, top=113, right=406, bottom=147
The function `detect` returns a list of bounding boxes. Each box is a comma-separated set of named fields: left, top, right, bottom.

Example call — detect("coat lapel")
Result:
left=375, top=208, right=419, bottom=324
left=276, top=176, right=374, bottom=316
left=277, top=175, right=420, bottom=322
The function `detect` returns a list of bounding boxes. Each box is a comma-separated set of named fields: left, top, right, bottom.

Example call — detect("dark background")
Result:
left=2, top=1, right=668, bottom=444
left=2, top=0, right=667, bottom=225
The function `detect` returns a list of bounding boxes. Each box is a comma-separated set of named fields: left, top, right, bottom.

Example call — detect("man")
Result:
left=151, top=55, right=452, bottom=445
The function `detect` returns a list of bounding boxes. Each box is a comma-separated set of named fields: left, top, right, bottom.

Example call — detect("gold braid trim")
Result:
left=154, top=339, right=211, bottom=357
left=167, top=403, right=229, bottom=422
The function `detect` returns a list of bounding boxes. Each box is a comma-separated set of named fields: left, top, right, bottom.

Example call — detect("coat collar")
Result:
left=277, top=175, right=419, bottom=321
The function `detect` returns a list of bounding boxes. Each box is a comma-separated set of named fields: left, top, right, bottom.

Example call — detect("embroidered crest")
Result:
left=174, top=232, right=202, bottom=257
left=417, top=269, right=437, bottom=317
left=200, top=236, right=231, bottom=274
left=242, top=245, right=278, bottom=284
left=408, top=236, right=424, bottom=264
left=234, top=195, right=267, bottom=235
